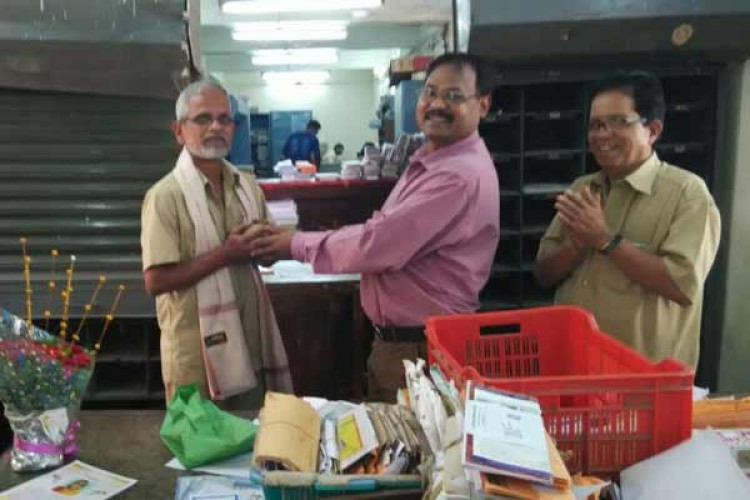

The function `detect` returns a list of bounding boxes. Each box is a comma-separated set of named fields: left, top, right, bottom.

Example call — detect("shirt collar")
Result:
left=623, top=152, right=660, bottom=195
left=411, top=132, right=481, bottom=170
left=195, top=160, right=240, bottom=190
left=592, top=152, right=660, bottom=196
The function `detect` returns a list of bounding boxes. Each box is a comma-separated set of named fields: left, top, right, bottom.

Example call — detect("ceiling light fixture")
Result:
left=262, top=70, right=331, bottom=85
left=222, top=0, right=381, bottom=15
left=252, top=48, right=339, bottom=66
left=232, top=20, right=348, bottom=42
left=233, top=20, right=349, bottom=32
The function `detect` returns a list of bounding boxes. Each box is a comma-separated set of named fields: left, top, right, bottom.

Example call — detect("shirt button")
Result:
left=582, top=280, right=589, bottom=287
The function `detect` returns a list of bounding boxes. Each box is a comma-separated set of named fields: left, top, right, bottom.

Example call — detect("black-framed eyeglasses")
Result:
left=588, top=115, right=647, bottom=133
left=420, top=86, right=480, bottom=105
left=184, top=113, right=234, bottom=127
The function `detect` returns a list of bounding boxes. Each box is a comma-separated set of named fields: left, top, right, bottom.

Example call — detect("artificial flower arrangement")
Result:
left=0, top=238, right=124, bottom=472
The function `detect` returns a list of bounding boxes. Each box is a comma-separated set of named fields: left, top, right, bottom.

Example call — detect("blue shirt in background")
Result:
left=283, top=131, right=321, bottom=166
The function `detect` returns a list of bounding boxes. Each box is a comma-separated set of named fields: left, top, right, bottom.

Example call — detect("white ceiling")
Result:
left=199, top=0, right=453, bottom=74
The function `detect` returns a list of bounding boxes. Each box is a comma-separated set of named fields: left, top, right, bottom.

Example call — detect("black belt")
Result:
left=373, top=325, right=425, bottom=342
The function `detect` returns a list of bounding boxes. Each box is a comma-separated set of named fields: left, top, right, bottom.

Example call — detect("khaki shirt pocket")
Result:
left=596, top=257, right=643, bottom=322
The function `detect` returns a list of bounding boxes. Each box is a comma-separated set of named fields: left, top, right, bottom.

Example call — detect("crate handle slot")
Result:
left=480, top=323, right=521, bottom=336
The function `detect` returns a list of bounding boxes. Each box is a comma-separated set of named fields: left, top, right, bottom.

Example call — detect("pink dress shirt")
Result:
left=291, top=132, right=500, bottom=326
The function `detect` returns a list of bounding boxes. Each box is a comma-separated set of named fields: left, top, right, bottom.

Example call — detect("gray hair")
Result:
left=175, top=79, right=229, bottom=120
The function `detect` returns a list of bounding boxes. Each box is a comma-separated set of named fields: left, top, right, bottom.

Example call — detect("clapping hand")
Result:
left=555, top=186, right=612, bottom=250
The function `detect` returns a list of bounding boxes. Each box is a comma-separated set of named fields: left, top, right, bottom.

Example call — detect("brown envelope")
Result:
left=481, top=431, right=573, bottom=499
left=253, top=392, right=321, bottom=472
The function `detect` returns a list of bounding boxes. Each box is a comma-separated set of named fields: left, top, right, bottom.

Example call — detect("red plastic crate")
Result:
left=426, top=306, right=693, bottom=476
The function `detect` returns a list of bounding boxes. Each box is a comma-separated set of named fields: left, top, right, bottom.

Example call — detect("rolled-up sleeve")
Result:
left=291, top=170, right=470, bottom=274
left=141, top=188, right=181, bottom=271
left=536, top=214, right=566, bottom=261
left=660, top=181, right=721, bottom=299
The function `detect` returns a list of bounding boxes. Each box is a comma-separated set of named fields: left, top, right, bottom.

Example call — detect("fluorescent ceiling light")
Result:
left=223, top=0, right=381, bottom=15
left=233, top=20, right=348, bottom=32
left=233, top=30, right=346, bottom=42
left=262, top=71, right=331, bottom=85
left=232, top=20, right=348, bottom=42
left=252, top=48, right=339, bottom=66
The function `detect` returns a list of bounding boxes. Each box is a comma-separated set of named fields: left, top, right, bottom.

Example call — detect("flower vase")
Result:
left=4, top=404, right=83, bottom=472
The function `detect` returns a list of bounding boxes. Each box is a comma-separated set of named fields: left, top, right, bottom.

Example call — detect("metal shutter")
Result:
left=0, top=88, right=175, bottom=318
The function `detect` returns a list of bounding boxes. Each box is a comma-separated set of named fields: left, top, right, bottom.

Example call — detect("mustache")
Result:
left=424, top=110, right=454, bottom=122
left=203, top=136, right=227, bottom=144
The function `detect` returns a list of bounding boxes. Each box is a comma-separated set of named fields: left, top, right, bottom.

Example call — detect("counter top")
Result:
left=0, top=410, right=180, bottom=499
left=262, top=260, right=359, bottom=285
left=1, top=410, right=421, bottom=499
left=259, top=178, right=396, bottom=202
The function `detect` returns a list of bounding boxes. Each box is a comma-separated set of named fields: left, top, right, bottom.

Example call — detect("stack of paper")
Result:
left=362, top=145, right=381, bottom=180
left=295, top=160, right=317, bottom=181
left=462, top=381, right=573, bottom=499
left=267, top=199, right=298, bottom=229
left=278, top=396, right=430, bottom=476
left=273, top=159, right=298, bottom=181
left=340, top=160, right=363, bottom=180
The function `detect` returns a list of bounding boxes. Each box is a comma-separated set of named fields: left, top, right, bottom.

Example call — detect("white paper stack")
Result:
left=267, top=199, right=299, bottom=229
left=340, top=160, right=363, bottom=180
left=363, top=145, right=382, bottom=180
left=273, top=159, right=298, bottom=181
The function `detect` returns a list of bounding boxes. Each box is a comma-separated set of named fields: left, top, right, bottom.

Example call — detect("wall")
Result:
left=718, top=59, right=750, bottom=393
left=215, top=70, right=379, bottom=162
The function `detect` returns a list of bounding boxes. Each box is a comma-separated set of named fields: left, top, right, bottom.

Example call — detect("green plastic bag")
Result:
left=160, top=384, right=258, bottom=468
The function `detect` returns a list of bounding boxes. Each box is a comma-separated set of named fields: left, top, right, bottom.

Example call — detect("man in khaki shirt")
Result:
left=536, top=71, right=720, bottom=368
left=141, top=79, right=272, bottom=406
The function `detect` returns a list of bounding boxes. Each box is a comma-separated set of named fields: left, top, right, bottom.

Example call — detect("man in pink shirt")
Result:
left=249, top=53, right=500, bottom=400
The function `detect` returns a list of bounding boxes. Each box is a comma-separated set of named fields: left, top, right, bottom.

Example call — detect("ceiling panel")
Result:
left=199, top=0, right=451, bottom=73
left=0, top=0, right=184, bottom=44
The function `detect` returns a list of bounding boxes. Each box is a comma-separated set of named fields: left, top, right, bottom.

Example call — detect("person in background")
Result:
left=357, top=141, right=376, bottom=160
left=323, top=142, right=345, bottom=164
left=244, top=53, right=500, bottom=401
left=283, top=119, right=322, bottom=166
left=140, top=79, right=292, bottom=409
left=535, top=71, right=720, bottom=368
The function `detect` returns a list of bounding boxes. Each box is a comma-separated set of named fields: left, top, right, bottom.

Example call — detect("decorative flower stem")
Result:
left=71, top=275, right=107, bottom=347
left=94, top=285, right=125, bottom=353
left=59, top=256, right=76, bottom=343
left=19, top=237, right=33, bottom=334
left=44, top=248, right=59, bottom=332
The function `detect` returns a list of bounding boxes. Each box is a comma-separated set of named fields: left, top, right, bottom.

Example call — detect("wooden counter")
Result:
left=259, top=178, right=396, bottom=231
left=263, top=262, right=368, bottom=400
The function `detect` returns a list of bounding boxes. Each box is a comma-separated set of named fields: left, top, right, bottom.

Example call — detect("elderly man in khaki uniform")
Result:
left=140, top=79, right=292, bottom=408
left=536, top=71, right=720, bottom=368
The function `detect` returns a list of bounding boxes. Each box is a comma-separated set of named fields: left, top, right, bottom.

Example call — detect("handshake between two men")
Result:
left=220, top=221, right=295, bottom=268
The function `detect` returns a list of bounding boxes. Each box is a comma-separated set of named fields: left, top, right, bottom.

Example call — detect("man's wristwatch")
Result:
left=598, top=233, right=623, bottom=255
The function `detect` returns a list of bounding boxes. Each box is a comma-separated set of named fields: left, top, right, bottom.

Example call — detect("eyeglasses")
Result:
left=420, top=87, right=479, bottom=105
left=184, top=113, right=234, bottom=127
left=588, top=115, right=647, bottom=133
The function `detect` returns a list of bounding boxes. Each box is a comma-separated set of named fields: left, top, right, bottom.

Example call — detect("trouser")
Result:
left=366, top=336, right=427, bottom=403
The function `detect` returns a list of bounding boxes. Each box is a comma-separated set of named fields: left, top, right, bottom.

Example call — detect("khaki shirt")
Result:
left=537, top=154, right=720, bottom=368
left=140, top=163, right=271, bottom=398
